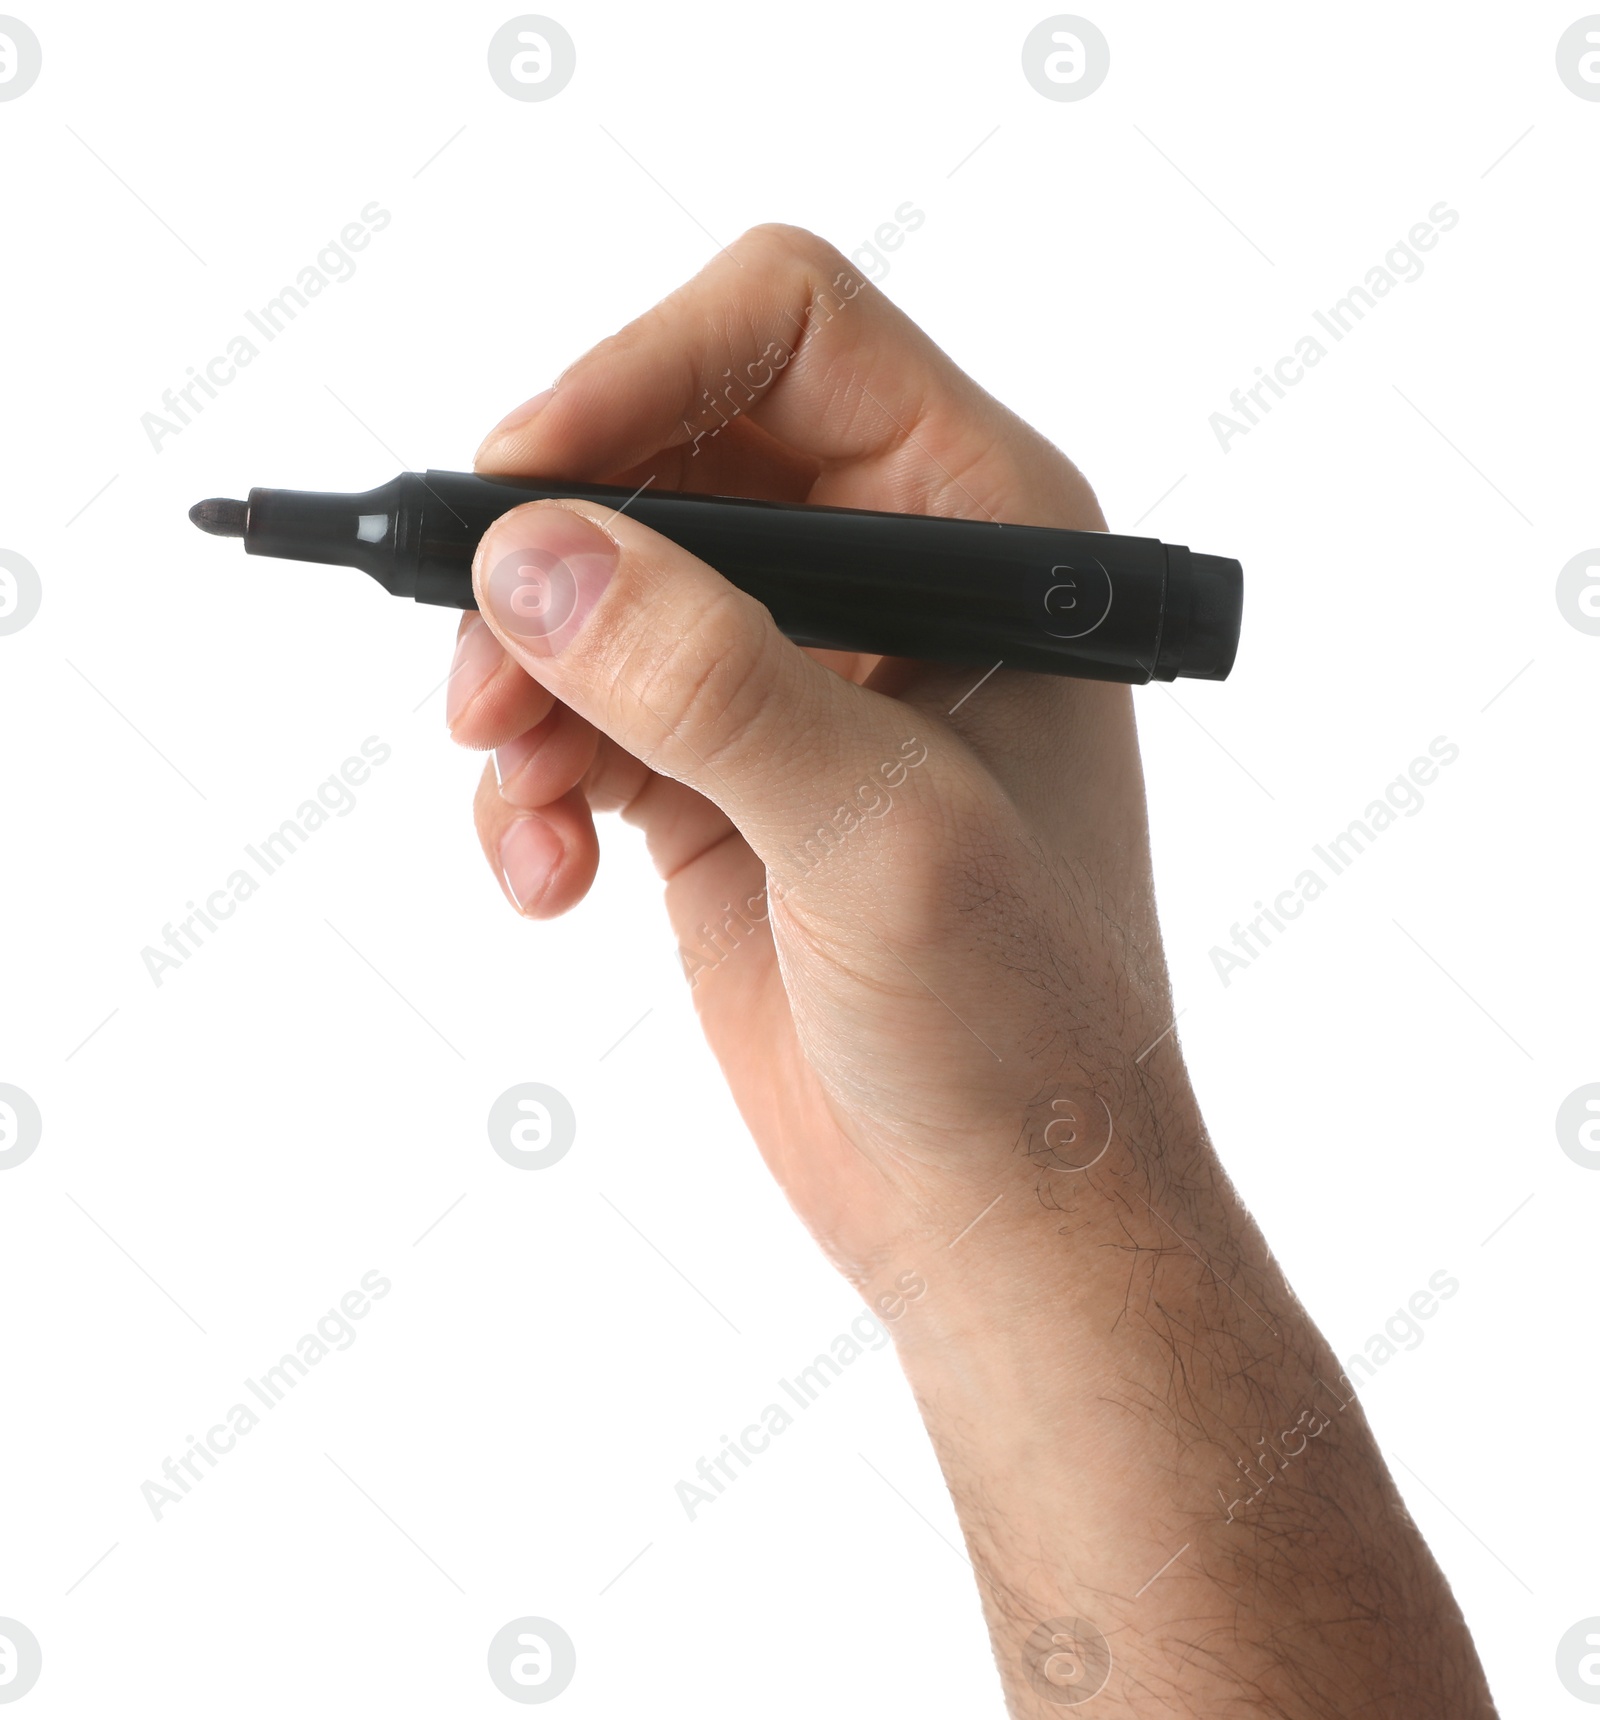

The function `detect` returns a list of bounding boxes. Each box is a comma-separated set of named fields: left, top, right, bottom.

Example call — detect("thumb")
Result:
left=469, top=498, right=929, bottom=880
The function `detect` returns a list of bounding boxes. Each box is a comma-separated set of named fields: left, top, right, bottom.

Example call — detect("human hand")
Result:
left=447, top=223, right=1174, bottom=1285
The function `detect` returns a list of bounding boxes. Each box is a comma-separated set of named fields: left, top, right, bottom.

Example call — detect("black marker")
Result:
left=189, top=471, right=1242, bottom=683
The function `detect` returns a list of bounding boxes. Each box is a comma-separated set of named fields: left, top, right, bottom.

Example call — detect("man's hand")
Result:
left=444, top=224, right=1495, bottom=1716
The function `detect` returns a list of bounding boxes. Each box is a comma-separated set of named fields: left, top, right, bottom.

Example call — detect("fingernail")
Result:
left=446, top=616, right=504, bottom=730
left=500, top=814, right=564, bottom=913
left=477, top=387, right=554, bottom=459
left=479, top=507, right=617, bottom=658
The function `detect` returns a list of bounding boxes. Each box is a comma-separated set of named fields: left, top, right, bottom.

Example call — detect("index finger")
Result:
left=474, top=223, right=1079, bottom=525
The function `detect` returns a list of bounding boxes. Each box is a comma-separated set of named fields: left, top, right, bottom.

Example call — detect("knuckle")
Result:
left=737, top=222, right=848, bottom=278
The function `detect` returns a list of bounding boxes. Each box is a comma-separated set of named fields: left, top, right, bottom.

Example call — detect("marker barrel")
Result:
left=240, top=469, right=1242, bottom=683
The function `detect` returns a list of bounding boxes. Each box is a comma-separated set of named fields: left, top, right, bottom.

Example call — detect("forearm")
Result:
left=879, top=1085, right=1496, bottom=1717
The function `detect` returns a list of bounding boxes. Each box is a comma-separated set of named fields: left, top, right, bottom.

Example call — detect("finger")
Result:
left=596, top=411, right=821, bottom=505
left=446, top=611, right=556, bottom=747
left=473, top=768, right=599, bottom=919
left=599, top=745, right=742, bottom=882
left=475, top=222, right=1102, bottom=531
left=576, top=730, right=654, bottom=814
left=493, top=701, right=601, bottom=810
left=481, top=710, right=749, bottom=938
left=470, top=497, right=939, bottom=898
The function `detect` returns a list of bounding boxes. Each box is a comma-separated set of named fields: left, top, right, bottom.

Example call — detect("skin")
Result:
left=446, top=224, right=1497, bottom=1716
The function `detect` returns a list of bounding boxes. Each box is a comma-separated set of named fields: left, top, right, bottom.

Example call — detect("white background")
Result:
left=1, top=2, right=1596, bottom=1713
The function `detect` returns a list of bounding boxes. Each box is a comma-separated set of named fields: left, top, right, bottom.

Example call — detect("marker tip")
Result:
left=189, top=497, right=248, bottom=538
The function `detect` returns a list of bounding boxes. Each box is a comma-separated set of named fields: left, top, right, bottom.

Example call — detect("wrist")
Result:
left=857, top=1061, right=1214, bottom=1363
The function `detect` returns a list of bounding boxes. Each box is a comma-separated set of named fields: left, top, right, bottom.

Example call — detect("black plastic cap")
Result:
left=1182, top=553, right=1243, bottom=680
